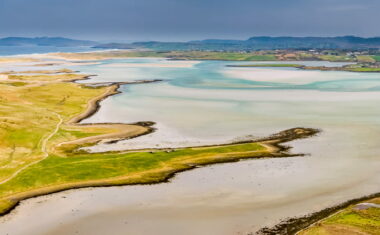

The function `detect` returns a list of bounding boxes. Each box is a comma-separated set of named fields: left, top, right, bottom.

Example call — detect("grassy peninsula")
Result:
left=257, top=194, right=380, bottom=235
left=0, top=66, right=319, bottom=215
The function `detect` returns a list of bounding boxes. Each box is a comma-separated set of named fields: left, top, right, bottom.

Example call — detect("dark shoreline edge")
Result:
left=1, top=58, right=377, bottom=233
left=0, top=76, right=163, bottom=216
left=0, top=64, right=321, bottom=231
left=0, top=70, right=320, bottom=218
left=70, top=77, right=163, bottom=124
left=85, top=127, right=320, bottom=155
left=65, top=77, right=163, bottom=146
left=255, top=192, right=380, bottom=235
left=20, top=60, right=380, bottom=233
left=0, top=127, right=319, bottom=218
left=226, top=64, right=380, bottom=73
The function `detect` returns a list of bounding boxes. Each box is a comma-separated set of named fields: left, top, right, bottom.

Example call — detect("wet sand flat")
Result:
left=1, top=59, right=380, bottom=234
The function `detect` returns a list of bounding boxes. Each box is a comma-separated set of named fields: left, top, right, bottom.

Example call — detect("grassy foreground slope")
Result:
left=0, top=80, right=109, bottom=181
left=0, top=72, right=150, bottom=212
left=0, top=68, right=318, bottom=215
left=300, top=198, right=380, bottom=235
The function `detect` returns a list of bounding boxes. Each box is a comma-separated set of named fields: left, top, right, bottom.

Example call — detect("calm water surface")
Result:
left=0, top=59, right=379, bottom=235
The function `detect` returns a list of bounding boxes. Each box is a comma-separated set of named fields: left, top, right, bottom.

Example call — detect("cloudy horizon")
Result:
left=0, top=0, right=378, bottom=42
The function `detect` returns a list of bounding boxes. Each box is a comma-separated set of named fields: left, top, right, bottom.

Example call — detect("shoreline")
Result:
left=256, top=192, right=380, bottom=235
left=0, top=127, right=319, bottom=217
left=227, top=64, right=380, bottom=73
left=0, top=64, right=320, bottom=218
left=63, top=79, right=163, bottom=146
left=2, top=55, right=377, bottom=234
left=92, top=127, right=319, bottom=155
left=0, top=72, right=163, bottom=215
left=67, top=79, right=163, bottom=124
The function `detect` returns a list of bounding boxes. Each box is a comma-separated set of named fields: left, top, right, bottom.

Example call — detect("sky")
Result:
left=0, top=0, right=378, bottom=42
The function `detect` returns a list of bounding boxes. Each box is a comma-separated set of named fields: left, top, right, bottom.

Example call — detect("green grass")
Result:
left=346, top=67, right=380, bottom=72
left=0, top=141, right=268, bottom=213
left=8, top=73, right=86, bottom=82
left=372, top=55, right=380, bottom=62
left=318, top=55, right=352, bottom=62
left=55, top=50, right=380, bottom=63
left=0, top=81, right=109, bottom=181
left=166, top=51, right=277, bottom=61
left=56, top=128, right=104, bottom=139
left=54, top=51, right=279, bottom=61
left=0, top=82, right=27, bottom=87
left=301, top=199, right=380, bottom=235
left=230, top=64, right=302, bottom=68
left=0, top=143, right=265, bottom=194
left=244, top=55, right=277, bottom=61
left=356, top=55, right=376, bottom=63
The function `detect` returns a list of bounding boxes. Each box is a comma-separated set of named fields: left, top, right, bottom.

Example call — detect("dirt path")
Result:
left=0, top=112, right=63, bottom=185
left=57, top=124, right=148, bottom=148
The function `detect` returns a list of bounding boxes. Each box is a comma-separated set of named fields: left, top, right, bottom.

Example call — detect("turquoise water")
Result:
left=79, top=59, right=380, bottom=149
left=77, top=59, right=378, bottom=91
left=1, top=58, right=380, bottom=235
left=73, top=59, right=380, bottom=233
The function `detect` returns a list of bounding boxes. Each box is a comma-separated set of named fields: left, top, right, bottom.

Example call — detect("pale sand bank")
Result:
left=0, top=58, right=39, bottom=63
left=29, top=60, right=101, bottom=67
left=1, top=58, right=380, bottom=235
left=223, top=67, right=363, bottom=85
left=101, top=61, right=200, bottom=68
left=84, top=122, right=224, bottom=152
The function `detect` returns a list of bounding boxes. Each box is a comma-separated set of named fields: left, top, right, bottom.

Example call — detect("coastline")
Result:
left=227, top=64, right=380, bottom=73
left=0, top=125, right=320, bottom=217
left=257, top=192, right=380, bottom=235
left=63, top=79, right=164, bottom=146
left=0, top=62, right=321, bottom=218
left=67, top=79, right=163, bottom=124
left=1, top=54, right=379, bottom=234
left=0, top=68, right=163, bottom=214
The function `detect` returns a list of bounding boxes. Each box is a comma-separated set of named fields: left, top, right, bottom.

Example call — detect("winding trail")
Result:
left=0, top=112, right=63, bottom=185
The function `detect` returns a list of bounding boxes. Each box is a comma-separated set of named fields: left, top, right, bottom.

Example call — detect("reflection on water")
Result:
left=1, top=59, right=380, bottom=235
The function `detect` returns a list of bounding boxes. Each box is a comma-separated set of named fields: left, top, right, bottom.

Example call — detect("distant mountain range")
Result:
left=0, top=37, right=96, bottom=47
left=3, top=36, right=380, bottom=51
left=95, top=36, right=380, bottom=51
left=92, top=42, right=133, bottom=49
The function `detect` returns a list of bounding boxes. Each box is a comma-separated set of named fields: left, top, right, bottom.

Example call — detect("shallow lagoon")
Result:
left=1, top=59, right=380, bottom=234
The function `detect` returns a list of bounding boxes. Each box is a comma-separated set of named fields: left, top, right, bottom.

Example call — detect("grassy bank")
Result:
left=50, top=50, right=278, bottom=61
left=48, top=50, right=362, bottom=62
left=257, top=193, right=380, bottom=235
left=227, top=64, right=302, bottom=68
left=300, top=197, right=380, bottom=235
left=47, top=50, right=380, bottom=72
